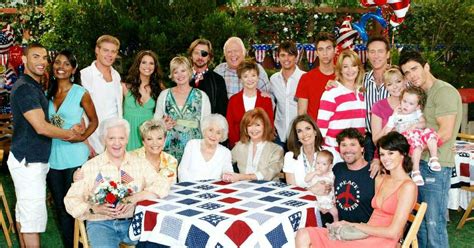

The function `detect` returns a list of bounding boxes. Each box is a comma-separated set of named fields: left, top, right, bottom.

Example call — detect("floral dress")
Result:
left=155, top=88, right=210, bottom=162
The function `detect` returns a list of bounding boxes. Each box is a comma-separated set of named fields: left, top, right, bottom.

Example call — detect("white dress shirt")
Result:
left=270, top=67, right=305, bottom=142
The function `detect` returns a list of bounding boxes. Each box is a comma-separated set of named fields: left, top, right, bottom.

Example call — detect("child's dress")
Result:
left=387, top=109, right=442, bottom=154
left=310, top=172, right=336, bottom=210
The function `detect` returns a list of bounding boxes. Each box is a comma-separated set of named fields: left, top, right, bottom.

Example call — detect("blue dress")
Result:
left=48, top=84, right=89, bottom=169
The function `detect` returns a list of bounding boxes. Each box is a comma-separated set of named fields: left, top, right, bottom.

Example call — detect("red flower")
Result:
left=128, top=188, right=133, bottom=194
left=110, top=181, right=117, bottom=188
left=106, top=192, right=117, bottom=204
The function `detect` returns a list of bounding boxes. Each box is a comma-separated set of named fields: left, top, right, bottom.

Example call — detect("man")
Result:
left=363, top=35, right=391, bottom=165
left=81, top=34, right=123, bottom=156
left=399, top=50, right=461, bottom=248
left=65, top=117, right=170, bottom=247
left=214, top=37, right=270, bottom=98
left=310, top=128, right=374, bottom=224
left=270, top=41, right=305, bottom=149
left=295, top=32, right=336, bottom=121
left=188, top=38, right=228, bottom=116
left=8, top=43, right=78, bottom=247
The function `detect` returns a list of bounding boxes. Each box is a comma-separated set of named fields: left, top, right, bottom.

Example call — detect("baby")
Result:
left=385, top=85, right=442, bottom=186
left=305, top=150, right=338, bottom=222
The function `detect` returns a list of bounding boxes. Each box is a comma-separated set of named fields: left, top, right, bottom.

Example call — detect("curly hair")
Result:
left=401, top=86, right=427, bottom=109
left=124, top=50, right=164, bottom=105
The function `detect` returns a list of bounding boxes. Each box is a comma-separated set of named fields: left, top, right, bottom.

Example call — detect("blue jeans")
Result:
left=417, top=160, right=451, bottom=248
left=86, top=219, right=137, bottom=248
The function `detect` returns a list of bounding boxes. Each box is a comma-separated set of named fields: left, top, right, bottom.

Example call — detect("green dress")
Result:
left=123, top=91, right=156, bottom=151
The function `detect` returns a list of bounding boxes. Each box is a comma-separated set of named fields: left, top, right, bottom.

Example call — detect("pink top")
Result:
left=371, top=98, right=394, bottom=128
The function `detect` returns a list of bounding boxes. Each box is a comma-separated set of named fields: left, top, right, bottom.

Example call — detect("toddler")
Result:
left=305, top=150, right=338, bottom=222
left=385, top=86, right=442, bottom=185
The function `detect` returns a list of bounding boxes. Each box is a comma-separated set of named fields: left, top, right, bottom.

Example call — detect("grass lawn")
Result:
left=1, top=165, right=473, bottom=247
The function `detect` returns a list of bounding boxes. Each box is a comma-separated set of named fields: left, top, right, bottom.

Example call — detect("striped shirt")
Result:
left=214, top=62, right=270, bottom=98
left=317, top=81, right=366, bottom=148
left=363, top=70, right=390, bottom=133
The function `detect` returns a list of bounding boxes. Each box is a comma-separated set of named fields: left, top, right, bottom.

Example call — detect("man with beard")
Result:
left=188, top=38, right=228, bottom=116
left=309, top=128, right=374, bottom=224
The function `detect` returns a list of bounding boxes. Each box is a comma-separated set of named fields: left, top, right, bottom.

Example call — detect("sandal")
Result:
left=411, top=170, right=425, bottom=186
left=428, top=157, right=442, bottom=172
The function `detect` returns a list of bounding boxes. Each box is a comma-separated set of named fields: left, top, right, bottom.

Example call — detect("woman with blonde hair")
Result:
left=223, top=108, right=283, bottom=182
left=154, top=56, right=211, bottom=161
left=317, top=50, right=366, bottom=149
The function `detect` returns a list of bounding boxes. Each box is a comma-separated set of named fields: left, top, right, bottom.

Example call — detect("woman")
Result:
left=223, top=108, right=283, bottom=182
left=295, top=132, right=417, bottom=248
left=284, top=115, right=325, bottom=188
left=371, top=66, right=407, bottom=144
left=130, top=118, right=178, bottom=184
left=123, top=50, right=164, bottom=151
left=46, top=50, right=98, bottom=248
left=154, top=56, right=211, bottom=161
left=226, top=59, right=274, bottom=148
left=317, top=50, right=366, bottom=149
left=178, top=114, right=233, bottom=182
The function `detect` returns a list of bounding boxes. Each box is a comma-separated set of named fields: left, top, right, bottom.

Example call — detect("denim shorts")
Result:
left=86, top=218, right=137, bottom=248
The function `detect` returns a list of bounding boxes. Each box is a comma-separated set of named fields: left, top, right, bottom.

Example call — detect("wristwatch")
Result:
left=89, top=207, right=95, bottom=214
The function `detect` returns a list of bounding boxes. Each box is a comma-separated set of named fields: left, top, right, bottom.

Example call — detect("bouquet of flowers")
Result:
left=90, top=179, right=135, bottom=207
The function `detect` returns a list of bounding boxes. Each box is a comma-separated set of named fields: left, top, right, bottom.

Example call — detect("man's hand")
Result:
left=261, top=91, right=272, bottom=98
left=325, top=80, right=338, bottom=90
left=369, top=159, right=380, bottom=179
left=307, top=181, right=332, bottom=196
left=73, top=168, right=84, bottom=182
left=63, top=129, right=82, bottom=142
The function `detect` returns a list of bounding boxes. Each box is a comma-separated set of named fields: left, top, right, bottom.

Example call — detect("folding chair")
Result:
left=456, top=186, right=474, bottom=229
left=401, top=202, right=427, bottom=248
left=73, top=219, right=90, bottom=248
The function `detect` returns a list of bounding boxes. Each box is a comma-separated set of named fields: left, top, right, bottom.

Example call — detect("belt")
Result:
left=116, top=217, right=133, bottom=221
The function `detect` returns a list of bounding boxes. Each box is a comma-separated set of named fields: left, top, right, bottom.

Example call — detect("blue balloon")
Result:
left=353, top=8, right=388, bottom=43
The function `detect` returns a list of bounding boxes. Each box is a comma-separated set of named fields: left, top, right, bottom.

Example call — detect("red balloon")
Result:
left=9, top=45, right=23, bottom=69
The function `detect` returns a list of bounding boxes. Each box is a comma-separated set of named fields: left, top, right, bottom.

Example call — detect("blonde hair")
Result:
left=169, top=56, right=192, bottom=80
left=140, top=118, right=167, bottom=140
left=335, top=50, right=365, bottom=90
left=96, top=35, right=120, bottom=48
left=383, top=66, right=403, bottom=87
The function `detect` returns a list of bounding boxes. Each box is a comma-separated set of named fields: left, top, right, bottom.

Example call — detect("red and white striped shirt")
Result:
left=317, top=81, right=366, bottom=148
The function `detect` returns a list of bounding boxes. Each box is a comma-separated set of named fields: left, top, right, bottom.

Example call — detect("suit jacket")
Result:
left=231, top=141, right=283, bottom=181
left=226, top=90, right=274, bottom=148
left=190, top=70, right=228, bottom=116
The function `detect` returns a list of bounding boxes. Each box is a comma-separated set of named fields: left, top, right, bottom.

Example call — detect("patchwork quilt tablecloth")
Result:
left=448, top=141, right=474, bottom=210
left=129, top=180, right=321, bottom=247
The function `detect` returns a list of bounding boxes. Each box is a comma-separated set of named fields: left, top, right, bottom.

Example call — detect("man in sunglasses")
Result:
left=188, top=38, right=228, bottom=116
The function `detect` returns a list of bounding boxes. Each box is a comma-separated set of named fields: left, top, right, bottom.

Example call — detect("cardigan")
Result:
left=226, top=90, right=274, bottom=148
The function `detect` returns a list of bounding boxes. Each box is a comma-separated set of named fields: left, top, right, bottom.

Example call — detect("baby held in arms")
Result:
left=305, top=150, right=338, bottom=222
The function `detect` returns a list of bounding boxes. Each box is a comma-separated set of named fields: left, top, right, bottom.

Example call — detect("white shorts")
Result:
left=7, top=152, right=49, bottom=233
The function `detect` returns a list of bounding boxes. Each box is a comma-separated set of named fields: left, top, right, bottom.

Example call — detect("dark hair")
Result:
left=277, top=41, right=298, bottom=56
left=315, top=32, right=336, bottom=47
left=367, top=35, right=390, bottom=52
left=239, top=108, right=274, bottom=143
left=318, top=150, right=334, bottom=164
left=237, top=59, right=259, bottom=79
left=24, top=43, right=46, bottom=56
left=125, top=50, right=164, bottom=104
left=377, top=131, right=413, bottom=173
left=188, top=38, right=214, bottom=64
left=47, top=50, right=81, bottom=100
left=336, top=128, right=365, bottom=147
left=401, top=86, right=427, bottom=109
left=287, top=114, right=323, bottom=159
left=398, top=50, right=427, bottom=69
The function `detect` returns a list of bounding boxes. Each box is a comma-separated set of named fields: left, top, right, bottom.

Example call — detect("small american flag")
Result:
left=121, top=170, right=134, bottom=184
left=94, top=172, right=105, bottom=187
left=0, top=54, right=8, bottom=66
left=4, top=68, right=16, bottom=87
left=0, top=25, right=14, bottom=54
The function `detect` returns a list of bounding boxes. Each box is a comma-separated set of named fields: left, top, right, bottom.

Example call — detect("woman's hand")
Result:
left=163, top=115, right=176, bottom=130
left=114, top=202, right=135, bottom=217
left=73, top=168, right=84, bottom=182
left=91, top=203, right=117, bottom=217
left=222, top=172, right=242, bottom=183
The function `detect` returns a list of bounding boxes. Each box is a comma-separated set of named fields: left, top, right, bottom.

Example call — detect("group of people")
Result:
left=7, top=31, right=462, bottom=248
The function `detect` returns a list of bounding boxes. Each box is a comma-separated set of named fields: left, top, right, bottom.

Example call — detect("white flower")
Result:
left=314, top=14, right=319, bottom=19
left=283, top=27, right=288, bottom=32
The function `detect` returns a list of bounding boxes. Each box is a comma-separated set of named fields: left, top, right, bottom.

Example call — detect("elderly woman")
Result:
left=178, top=114, right=233, bottom=182
left=130, top=118, right=178, bottom=184
left=295, top=132, right=417, bottom=248
left=64, top=117, right=169, bottom=248
left=154, top=56, right=211, bottom=161
left=317, top=50, right=366, bottom=149
left=222, top=108, right=283, bottom=182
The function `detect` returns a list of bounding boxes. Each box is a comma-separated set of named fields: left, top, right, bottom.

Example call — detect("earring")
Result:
left=71, top=75, right=74, bottom=82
